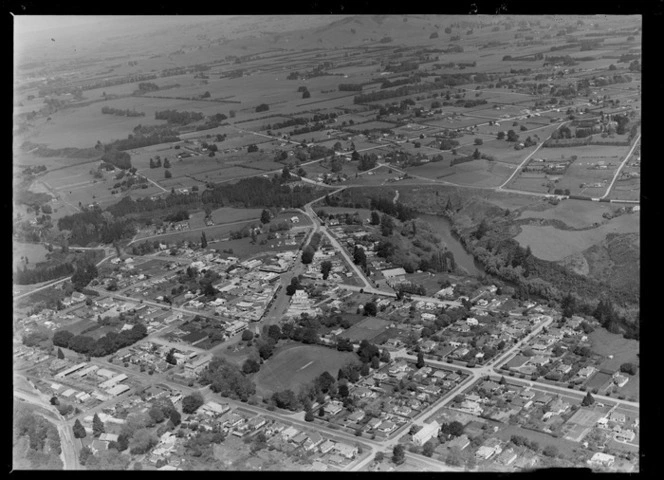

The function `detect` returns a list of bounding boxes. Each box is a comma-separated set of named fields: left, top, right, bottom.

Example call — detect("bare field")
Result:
left=514, top=212, right=640, bottom=261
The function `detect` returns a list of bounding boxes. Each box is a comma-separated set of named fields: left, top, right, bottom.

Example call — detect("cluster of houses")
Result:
left=309, top=360, right=468, bottom=438
left=454, top=380, right=575, bottom=428
left=182, top=401, right=361, bottom=468
left=301, top=245, right=353, bottom=283
left=504, top=315, right=633, bottom=394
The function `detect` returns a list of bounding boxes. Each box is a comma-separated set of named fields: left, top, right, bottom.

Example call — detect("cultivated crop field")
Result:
left=514, top=212, right=640, bottom=261
left=253, top=344, right=360, bottom=396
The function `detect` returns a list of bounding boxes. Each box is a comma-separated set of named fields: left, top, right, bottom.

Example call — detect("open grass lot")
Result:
left=557, top=168, right=618, bottom=197
left=273, top=211, right=312, bottom=226
left=253, top=344, right=360, bottom=396
left=27, top=103, right=166, bottom=149
left=494, top=424, right=581, bottom=459
left=338, top=316, right=392, bottom=342
left=440, top=160, right=514, bottom=188
left=140, top=221, right=259, bottom=245
left=588, top=328, right=639, bottom=398
left=507, top=176, right=553, bottom=194
left=518, top=199, right=615, bottom=229
left=346, top=120, right=396, bottom=132
left=38, top=164, right=161, bottom=210
left=406, top=160, right=452, bottom=178
left=342, top=166, right=402, bottom=186
left=609, top=179, right=640, bottom=201
left=317, top=206, right=373, bottom=222
left=462, top=139, right=536, bottom=165
left=585, top=371, right=613, bottom=391
left=188, top=207, right=263, bottom=229
left=514, top=212, right=640, bottom=261
left=13, top=242, right=50, bottom=270
left=214, top=237, right=302, bottom=258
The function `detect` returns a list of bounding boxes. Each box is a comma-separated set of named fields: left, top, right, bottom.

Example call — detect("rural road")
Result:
left=13, top=250, right=116, bottom=301
left=600, top=133, right=640, bottom=199
left=496, top=124, right=562, bottom=190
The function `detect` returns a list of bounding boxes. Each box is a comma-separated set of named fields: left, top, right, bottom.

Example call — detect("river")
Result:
left=418, top=213, right=485, bottom=277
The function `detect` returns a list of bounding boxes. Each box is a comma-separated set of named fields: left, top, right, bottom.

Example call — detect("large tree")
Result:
left=321, top=260, right=333, bottom=279
left=73, top=419, right=86, bottom=439
left=392, top=444, right=406, bottom=465
left=92, top=413, right=105, bottom=437
left=301, top=245, right=315, bottom=264
left=416, top=351, right=426, bottom=369
left=182, top=392, right=205, bottom=414
left=353, top=245, right=367, bottom=266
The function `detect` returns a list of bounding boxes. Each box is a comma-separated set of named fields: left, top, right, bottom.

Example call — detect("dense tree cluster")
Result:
left=154, top=110, right=204, bottom=125
left=14, top=410, right=63, bottom=469
left=101, top=148, right=132, bottom=170
left=338, top=83, right=364, bottom=91
left=104, top=125, right=180, bottom=152
left=52, top=323, right=147, bottom=357
left=71, top=261, right=99, bottom=289
left=14, top=261, right=75, bottom=285
left=370, top=197, right=416, bottom=222
left=182, top=392, right=205, bottom=414
left=198, top=356, right=256, bottom=401
left=57, top=208, right=135, bottom=246
left=101, top=106, right=145, bottom=117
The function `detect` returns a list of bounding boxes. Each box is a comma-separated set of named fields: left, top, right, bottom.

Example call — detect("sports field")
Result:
left=338, top=316, right=392, bottom=343
left=253, top=344, right=359, bottom=396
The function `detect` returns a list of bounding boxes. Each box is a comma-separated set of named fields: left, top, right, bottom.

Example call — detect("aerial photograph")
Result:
left=12, top=14, right=640, bottom=471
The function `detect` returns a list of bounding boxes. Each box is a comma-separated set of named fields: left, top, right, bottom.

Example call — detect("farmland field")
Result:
left=13, top=242, right=50, bottom=270
left=514, top=213, right=640, bottom=261
left=517, top=200, right=615, bottom=229
left=253, top=344, right=360, bottom=396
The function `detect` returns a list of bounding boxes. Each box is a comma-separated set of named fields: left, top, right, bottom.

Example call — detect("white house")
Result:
left=412, top=421, right=440, bottom=446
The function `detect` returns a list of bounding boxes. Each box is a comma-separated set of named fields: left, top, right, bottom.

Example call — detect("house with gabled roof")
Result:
left=303, top=431, right=324, bottom=451
left=319, top=439, right=335, bottom=454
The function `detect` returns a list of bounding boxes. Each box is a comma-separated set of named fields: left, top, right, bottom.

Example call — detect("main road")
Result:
left=14, top=379, right=81, bottom=470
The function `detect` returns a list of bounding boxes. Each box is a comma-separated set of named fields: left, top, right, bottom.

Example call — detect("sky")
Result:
left=13, top=15, right=105, bottom=34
